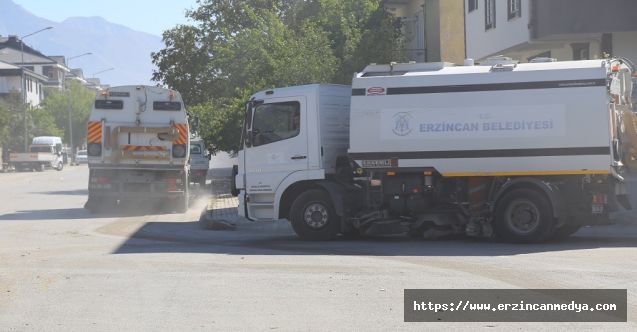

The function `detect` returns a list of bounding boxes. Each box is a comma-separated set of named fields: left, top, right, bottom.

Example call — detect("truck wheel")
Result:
left=230, top=165, right=239, bottom=196
left=289, top=189, right=339, bottom=241
left=56, top=162, right=64, bottom=171
left=494, top=189, right=555, bottom=243
left=552, top=224, right=581, bottom=240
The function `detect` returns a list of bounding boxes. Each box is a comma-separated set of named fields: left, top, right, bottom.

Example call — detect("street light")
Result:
left=65, top=52, right=93, bottom=165
left=19, top=26, right=53, bottom=152
left=20, top=26, right=53, bottom=67
left=92, top=67, right=115, bottom=78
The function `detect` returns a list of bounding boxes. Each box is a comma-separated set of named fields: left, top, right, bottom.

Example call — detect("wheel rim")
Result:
left=303, top=202, right=329, bottom=229
left=504, top=199, right=541, bottom=235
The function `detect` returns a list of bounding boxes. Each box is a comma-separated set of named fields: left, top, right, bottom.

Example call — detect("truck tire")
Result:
left=56, top=161, right=64, bottom=171
left=494, top=188, right=555, bottom=243
left=230, top=165, right=239, bottom=196
left=289, top=189, right=340, bottom=241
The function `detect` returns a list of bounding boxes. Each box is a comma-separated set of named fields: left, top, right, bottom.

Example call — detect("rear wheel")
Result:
left=230, top=165, right=239, bottom=196
left=495, top=189, right=555, bottom=243
left=289, top=189, right=339, bottom=241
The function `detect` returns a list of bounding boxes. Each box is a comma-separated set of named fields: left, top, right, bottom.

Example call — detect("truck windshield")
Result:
left=190, top=145, right=202, bottom=154
left=251, top=101, right=300, bottom=147
left=30, top=146, right=52, bottom=153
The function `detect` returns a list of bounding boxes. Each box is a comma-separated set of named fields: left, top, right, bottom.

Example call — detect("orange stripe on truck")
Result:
left=87, top=121, right=102, bottom=143
left=173, top=123, right=188, bottom=145
left=121, top=145, right=167, bottom=151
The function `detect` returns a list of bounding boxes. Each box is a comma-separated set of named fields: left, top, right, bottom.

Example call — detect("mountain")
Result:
left=0, top=0, right=164, bottom=85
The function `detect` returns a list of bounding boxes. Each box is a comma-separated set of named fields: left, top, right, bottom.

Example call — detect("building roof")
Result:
left=0, top=35, right=57, bottom=65
left=0, top=60, right=20, bottom=70
left=0, top=60, right=49, bottom=81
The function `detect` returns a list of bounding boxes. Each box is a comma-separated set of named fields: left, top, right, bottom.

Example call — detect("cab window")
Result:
left=251, top=101, right=300, bottom=147
left=30, top=146, right=52, bottom=153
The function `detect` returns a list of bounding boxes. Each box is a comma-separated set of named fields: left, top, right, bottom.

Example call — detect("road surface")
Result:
left=1, top=166, right=637, bottom=331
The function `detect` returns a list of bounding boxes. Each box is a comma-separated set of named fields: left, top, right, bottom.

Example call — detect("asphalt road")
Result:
left=1, top=166, right=637, bottom=331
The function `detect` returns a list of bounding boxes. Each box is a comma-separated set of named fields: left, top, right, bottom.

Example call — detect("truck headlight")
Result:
left=87, top=143, right=102, bottom=157
left=172, top=144, right=186, bottom=158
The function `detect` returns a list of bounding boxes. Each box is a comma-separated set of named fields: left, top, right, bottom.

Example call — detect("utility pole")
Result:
left=65, top=52, right=92, bottom=164
left=19, top=26, right=53, bottom=151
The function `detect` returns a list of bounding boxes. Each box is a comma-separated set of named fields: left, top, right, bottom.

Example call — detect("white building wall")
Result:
left=0, top=76, right=22, bottom=93
left=465, top=0, right=531, bottom=60
left=24, top=77, right=42, bottom=107
left=0, top=76, right=42, bottom=107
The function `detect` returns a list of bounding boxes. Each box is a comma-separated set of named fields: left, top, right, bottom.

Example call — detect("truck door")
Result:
left=243, top=96, right=308, bottom=220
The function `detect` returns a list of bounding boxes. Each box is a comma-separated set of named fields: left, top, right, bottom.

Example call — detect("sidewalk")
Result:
left=200, top=173, right=243, bottom=230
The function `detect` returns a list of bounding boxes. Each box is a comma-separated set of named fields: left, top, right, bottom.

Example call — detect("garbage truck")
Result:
left=84, top=86, right=190, bottom=213
left=233, top=57, right=637, bottom=243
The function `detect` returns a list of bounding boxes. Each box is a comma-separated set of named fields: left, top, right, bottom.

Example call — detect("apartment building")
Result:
left=465, top=0, right=637, bottom=64
left=0, top=36, right=70, bottom=89
left=0, top=60, right=47, bottom=107
left=386, top=0, right=466, bottom=64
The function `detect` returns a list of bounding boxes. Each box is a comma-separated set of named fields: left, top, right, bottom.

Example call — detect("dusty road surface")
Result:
left=1, top=166, right=637, bottom=331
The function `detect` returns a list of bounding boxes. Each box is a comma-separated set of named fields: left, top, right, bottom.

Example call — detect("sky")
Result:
left=12, top=0, right=200, bottom=36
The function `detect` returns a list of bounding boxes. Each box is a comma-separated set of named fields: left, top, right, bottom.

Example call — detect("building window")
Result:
left=571, top=43, right=590, bottom=60
left=485, top=0, right=496, bottom=30
left=468, top=0, right=478, bottom=13
left=508, top=0, right=521, bottom=20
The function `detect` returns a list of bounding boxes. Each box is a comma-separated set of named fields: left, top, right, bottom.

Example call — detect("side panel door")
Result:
left=244, top=96, right=308, bottom=220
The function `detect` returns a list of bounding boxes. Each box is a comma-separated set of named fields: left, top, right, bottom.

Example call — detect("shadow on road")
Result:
left=34, top=189, right=89, bottom=196
left=0, top=201, right=195, bottom=221
left=0, top=208, right=112, bottom=220
left=112, top=219, right=637, bottom=257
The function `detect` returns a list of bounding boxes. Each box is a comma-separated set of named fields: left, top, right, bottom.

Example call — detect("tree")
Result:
left=40, top=80, right=95, bottom=149
left=152, top=0, right=403, bottom=153
left=0, top=92, right=62, bottom=151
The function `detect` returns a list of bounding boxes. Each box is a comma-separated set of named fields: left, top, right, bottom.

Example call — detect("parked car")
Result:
left=75, top=150, right=88, bottom=164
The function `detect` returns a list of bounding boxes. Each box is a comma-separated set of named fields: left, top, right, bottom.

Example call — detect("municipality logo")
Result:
left=392, top=112, right=413, bottom=136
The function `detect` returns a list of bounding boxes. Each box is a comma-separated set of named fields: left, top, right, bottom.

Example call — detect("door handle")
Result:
left=291, top=155, right=307, bottom=160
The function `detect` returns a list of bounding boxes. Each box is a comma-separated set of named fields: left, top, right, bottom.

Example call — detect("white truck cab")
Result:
left=236, top=84, right=350, bottom=220
left=9, top=136, right=65, bottom=172
left=189, top=138, right=210, bottom=186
